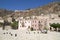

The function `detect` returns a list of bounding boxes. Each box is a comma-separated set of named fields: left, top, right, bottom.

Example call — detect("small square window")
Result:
left=39, top=21, right=40, bottom=23
left=35, top=25, right=36, bottom=26
left=32, top=25, right=34, bottom=26
left=35, top=21, right=36, bottom=23
left=33, top=21, right=34, bottom=22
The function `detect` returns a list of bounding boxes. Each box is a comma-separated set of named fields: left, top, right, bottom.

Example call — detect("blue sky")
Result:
left=0, top=0, right=59, bottom=10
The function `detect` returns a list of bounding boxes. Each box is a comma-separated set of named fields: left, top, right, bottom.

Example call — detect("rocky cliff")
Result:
left=0, top=2, right=60, bottom=18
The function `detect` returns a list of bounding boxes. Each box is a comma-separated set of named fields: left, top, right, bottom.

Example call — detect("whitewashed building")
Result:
left=18, top=17, right=31, bottom=30
left=18, top=16, right=50, bottom=31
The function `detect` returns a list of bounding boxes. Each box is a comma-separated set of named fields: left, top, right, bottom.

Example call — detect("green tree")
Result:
left=11, top=21, right=18, bottom=29
left=56, top=23, right=60, bottom=28
left=50, top=23, right=60, bottom=28
left=0, top=22, right=3, bottom=27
